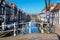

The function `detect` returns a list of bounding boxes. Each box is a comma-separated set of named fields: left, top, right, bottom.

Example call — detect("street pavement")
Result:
left=0, top=33, right=58, bottom=40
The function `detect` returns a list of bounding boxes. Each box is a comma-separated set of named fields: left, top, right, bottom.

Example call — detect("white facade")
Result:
left=59, top=10, right=60, bottom=25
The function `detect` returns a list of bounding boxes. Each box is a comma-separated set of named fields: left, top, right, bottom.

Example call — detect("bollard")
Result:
left=21, top=25, right=25, bottom=34
left=41, top=29, right=44, bottom=33
left=2, top=22, right=4, bottom=32
left=41, top=22, right=44, bottom=33
left=29, top=27, right=31, bottom=34
left=13, top=23, right=16, bottom=36
left=29, top=22, right=31, bottom=34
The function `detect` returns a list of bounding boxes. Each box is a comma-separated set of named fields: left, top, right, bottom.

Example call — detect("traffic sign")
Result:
left=46, top=11, right=50, bottom=15
left=46, top=15, right=50, bottom=20
left=46, top=11, right=50, bottom=13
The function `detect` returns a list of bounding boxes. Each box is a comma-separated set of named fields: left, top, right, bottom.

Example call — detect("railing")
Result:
left=0, top=21, right=53, bottom=37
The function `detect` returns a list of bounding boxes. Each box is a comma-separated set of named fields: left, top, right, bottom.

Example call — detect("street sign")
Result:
left=46, top=10, right=50, bottom=20
left=46, top=10, right=50, bottom=15
left=46, top=11, right=50, bottom=13
left=46, top=15, right=50, bottom=20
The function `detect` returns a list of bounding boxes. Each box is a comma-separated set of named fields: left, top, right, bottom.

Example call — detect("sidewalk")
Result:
left=53, top=25, right=60, bottom=36
left=0, top=33, right=58, bottom=40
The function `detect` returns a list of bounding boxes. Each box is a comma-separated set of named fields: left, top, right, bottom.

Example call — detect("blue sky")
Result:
left=6, top=0, right=60, bottom=14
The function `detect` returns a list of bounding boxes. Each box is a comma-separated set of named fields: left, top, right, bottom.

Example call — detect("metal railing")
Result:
left=0, top=21, right=54, bottom=37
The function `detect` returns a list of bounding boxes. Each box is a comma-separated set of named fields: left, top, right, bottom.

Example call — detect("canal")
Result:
left=19, top=21, right=39, bottom=34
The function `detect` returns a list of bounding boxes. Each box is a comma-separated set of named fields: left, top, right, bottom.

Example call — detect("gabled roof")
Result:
left=53, top=3, right=60, bottom=10
left=47, top=4, right=57, bottom=10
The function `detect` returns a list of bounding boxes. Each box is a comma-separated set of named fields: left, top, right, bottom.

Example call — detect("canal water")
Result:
left=20, top=21, right=39, bottom=34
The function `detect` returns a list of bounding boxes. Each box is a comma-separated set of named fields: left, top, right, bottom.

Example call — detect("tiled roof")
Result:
left=47, top=3, right=60, bottom=10
left=47, top=4, right=55, bottom=7
left=53, top=3, right=60, bottom=10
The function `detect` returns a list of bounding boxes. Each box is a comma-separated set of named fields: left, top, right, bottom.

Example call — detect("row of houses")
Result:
left=39, top=3, right=60, bottom=25
left=0, top=1, right=31, bottom=25
left=30, top=3, right=60, bottom=26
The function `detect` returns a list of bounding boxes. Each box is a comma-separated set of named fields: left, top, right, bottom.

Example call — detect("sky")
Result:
left=6, top=0, right=60, bottom=14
